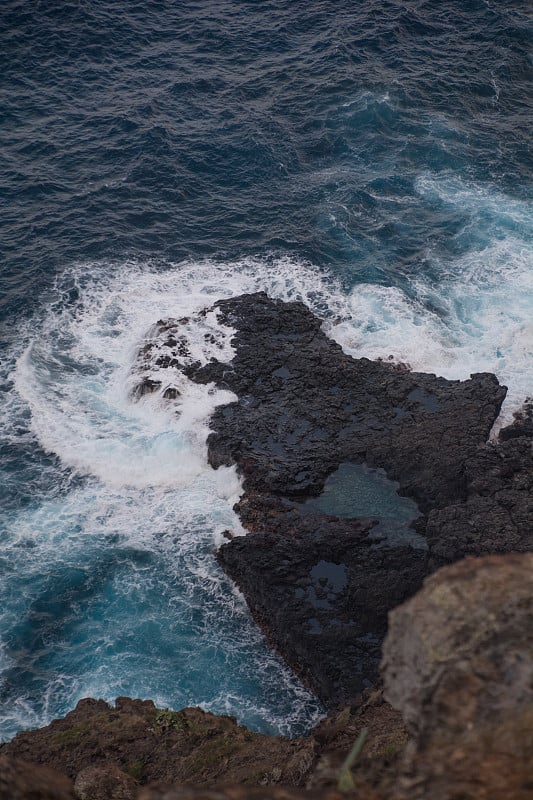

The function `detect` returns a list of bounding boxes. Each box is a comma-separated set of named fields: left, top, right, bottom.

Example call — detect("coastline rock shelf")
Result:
left=133, top=292, right=533, bottom=708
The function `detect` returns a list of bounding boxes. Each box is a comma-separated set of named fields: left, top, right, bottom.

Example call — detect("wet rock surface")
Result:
left=191, top=293, right=505, bottom=510
left=217, top=498, right=427, bottom=705
left=131, top=292, right=531, bottom=707
left=382, top=553, right=533, bottom=800
left=425, top=433, right=533, bottom=567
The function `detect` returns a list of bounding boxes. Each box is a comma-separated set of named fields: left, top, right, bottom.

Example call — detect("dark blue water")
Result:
left=0, top=0, right=531, bottom=740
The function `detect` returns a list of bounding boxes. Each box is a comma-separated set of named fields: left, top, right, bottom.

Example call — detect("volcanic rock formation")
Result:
left=130, top=292, right=531, bottom=706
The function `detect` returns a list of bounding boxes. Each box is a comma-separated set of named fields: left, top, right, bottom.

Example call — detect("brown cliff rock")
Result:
left=0, top=754, right=75, bottom=800
left=0, top=698, right=307, bottom=789
left=382, top=553, right=533, bottom=800
left=0, top=692, right=408, bottom=799
left=74, top=764, right=139, bottom=800
left=136, top=787, right=349, bottom=800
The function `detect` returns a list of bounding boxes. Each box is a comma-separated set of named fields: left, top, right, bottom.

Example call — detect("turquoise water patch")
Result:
left=298, top=462, right=425, bottom=548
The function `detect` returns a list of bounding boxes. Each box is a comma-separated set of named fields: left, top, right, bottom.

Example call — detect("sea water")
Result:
left=295, top=462, right=424, bottom=549
left=0, top=1, right=531, bottom=740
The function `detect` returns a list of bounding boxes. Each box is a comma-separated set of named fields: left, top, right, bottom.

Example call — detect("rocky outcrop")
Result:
left=382, top=553, right=533, bottom=800
left=217, top=500, right=428, bottom=705
left=0, top=698, right=304, bottom=789
left=130, top=292, right=532, bottom=707
left=0, top=693, right=406, bottom=800
left=0, top=693, right=407, bottom=799
left=74, top=764, right=139, bottom=800
left=2, top=296, right=530, bottom=800
left=137, top=691, right=406, bottom=800
left=190, top=293, right=504, bottom=510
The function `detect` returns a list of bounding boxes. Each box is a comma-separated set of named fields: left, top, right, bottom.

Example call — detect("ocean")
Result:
left=0, top=0, right=531, bottom=740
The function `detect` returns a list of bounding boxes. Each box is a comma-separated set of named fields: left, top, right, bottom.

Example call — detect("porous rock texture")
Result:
left=382, top=553, right=533, bottom=800
left=425, top=432, right=533, bottom=566
left=191, top=294, right=504, bottom=510
left=217, top=497, right=428, bottom=705
left=131, top=292, right=532, bottom=706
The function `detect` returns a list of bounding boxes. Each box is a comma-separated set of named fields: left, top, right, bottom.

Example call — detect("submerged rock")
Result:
left=382, top=553, right=533, bottom=800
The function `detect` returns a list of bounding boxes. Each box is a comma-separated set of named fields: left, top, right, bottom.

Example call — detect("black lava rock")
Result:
left=134, top=292, right=531, bottom=707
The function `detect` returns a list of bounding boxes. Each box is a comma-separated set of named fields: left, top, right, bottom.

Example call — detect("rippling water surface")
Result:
left=0, top=0, right=531, bottom=739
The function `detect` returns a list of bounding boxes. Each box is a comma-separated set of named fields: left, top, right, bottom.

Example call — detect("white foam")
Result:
left=6, top=231, right=532, bottom=478
left=5, top=255, right=345, bottom=492
left=11, top=273, right=243, bottom=490
left=342, top=90, right=392, bottom=109
left=327, top=176, right=532, bottom=430
left=1, top=261, right=334, bottom=739
left=0, top=469, right=323, bottom=738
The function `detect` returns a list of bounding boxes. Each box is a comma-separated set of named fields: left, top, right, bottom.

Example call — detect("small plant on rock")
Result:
left=150, top=708, right=187, bottom=735
left=337, top=728, right=368, bottom=793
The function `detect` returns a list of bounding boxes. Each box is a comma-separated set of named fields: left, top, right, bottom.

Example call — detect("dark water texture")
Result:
left=1, top=0, right=531, bottom=317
